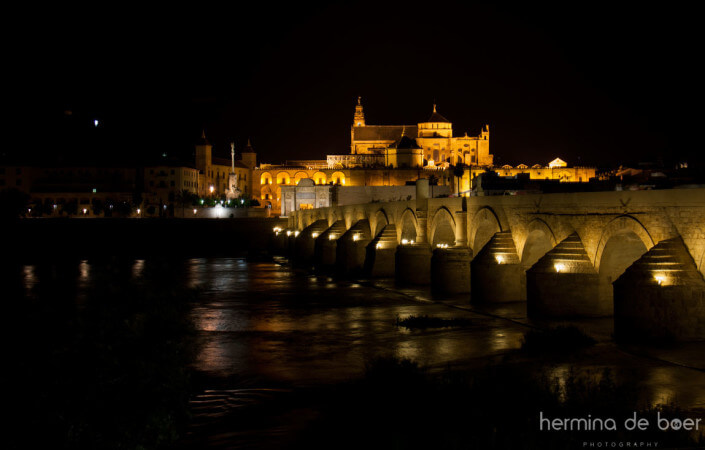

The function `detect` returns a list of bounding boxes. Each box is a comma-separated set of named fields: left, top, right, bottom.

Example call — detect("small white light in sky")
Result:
left=94, top=119, right=99, bottom=127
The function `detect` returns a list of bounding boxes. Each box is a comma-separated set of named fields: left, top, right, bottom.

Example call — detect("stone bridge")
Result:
left=276, top=181, right=705, bottom=341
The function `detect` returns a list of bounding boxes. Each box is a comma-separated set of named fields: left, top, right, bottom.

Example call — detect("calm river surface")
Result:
left=15, top=257, right=705, bottom=448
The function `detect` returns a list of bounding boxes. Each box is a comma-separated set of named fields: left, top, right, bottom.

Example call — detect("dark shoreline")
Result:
left=3, top=217, right=287, bottom=262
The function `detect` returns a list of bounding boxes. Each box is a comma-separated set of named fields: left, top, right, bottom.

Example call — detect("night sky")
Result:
left=6, top=2, right=702, bottom=168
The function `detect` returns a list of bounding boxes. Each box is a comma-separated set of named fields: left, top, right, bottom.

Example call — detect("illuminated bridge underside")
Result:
left=283, top=188, right=705, bottom=341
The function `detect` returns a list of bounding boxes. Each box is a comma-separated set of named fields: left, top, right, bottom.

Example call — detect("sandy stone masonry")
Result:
left=283, top=186, right=705, bottom=340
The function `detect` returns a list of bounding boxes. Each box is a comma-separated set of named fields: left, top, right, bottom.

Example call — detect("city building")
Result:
left=194, top=132, right=253, bottom=198
left=0, top=98, right=600, bottom=218
left=347, top=98, right=493, bottom=168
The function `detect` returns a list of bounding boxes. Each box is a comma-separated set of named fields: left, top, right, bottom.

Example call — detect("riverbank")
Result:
left=3, top=217, right=287, bottom=261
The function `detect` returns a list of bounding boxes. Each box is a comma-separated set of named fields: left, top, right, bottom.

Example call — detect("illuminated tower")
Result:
left=353, top=96, right=365, bottom=127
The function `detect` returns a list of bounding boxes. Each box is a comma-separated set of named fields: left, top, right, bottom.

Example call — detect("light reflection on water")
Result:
left=15, top=257, right=705, bottom=410
left=132, top=259, right=145, bottom=278
left=23, top=265, right=37, bottom=295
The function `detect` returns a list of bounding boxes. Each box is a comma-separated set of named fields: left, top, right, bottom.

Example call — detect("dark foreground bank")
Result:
left=3, top=217, right=287, bottom=261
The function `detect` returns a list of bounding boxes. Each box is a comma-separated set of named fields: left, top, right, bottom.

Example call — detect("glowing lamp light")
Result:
left=273, top=227, right=282, bottom=233
left=82, top=208, right=88, bottom=214
left=311, top=232, right=319, bottom=238
left=554, top=263, right=566, bottom=273
left=654, top=275, right=667, bottom=286
left=93, top=119, right=99, bottom=127
left=353, top=234, right=360, bottom=241
left=193, top=209, right=197, bottom=215
left=209, top=186, right=214, bottom=193
left=200, top=199, right=204, bottom=205
left=294, top=231, right=300, bottom=237
left=328, top=234, right=336, bottom=240
left=136, top=208, right=141, bottom=214
left=286, top=230, right=292, bottom=236
left=401, top=239, right=409, bottom=245
left=376, top=243, right=382, bottom=249
left=240, top=199, right=245, bottom=204
left=495, top=255, right=505, bottom=264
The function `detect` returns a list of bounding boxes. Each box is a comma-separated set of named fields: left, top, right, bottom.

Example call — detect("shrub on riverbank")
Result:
left=296, top=356, right=702, bottom=449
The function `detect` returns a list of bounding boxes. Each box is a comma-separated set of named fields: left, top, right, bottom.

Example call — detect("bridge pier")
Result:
left=614, top=237, right=705, bottom=342
left=364, top=224, right=398, bottom=277
left=526, top=232, right=604, bottom=317
left=269, top=226, right=288, bottom=256
left=454, top=211, right=468, bottom=248
left=293, top=219, right=329, bottom=268
left=314, top=220, right=347, bottom=270
left=432, top=247, right=472, bottom=293
left=336, top=219, right=372, bottom=274
left=396, top=244, right=433, bottom=285
left=471, top=231, right=525, bottom=302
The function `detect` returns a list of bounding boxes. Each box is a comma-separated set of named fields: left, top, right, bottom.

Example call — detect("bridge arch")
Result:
left=398, top=208, right=418, bottom=243
left=520, top=218, right=557, bottom=269
left=327, top=208, right=339, bottom=226
left=594, top=215, right=654, bottom=273
left=372, top=208, right=390, bottom=238
left=430, top=207, right=456, bottom=247
left=595, top=215, right=654, bottom=306
left=469, top=206, right=502, bottom=254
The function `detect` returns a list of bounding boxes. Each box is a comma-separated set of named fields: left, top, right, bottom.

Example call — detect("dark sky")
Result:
left=6, top=2, right=702, bottom=168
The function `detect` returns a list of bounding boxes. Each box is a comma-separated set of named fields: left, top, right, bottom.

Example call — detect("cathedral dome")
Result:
left=426, top=105, right=450, bottom=123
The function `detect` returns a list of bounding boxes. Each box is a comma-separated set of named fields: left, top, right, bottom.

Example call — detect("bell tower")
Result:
left=353, top=96, right=365, bottom=127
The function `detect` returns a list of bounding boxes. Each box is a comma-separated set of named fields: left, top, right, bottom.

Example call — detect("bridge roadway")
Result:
left=274, top=181, right=705, bottom=342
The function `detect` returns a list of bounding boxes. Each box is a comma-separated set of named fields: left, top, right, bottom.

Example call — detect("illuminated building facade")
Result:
left=194, top=132, right=253, bottom=198
left=348, top=98, right=493, bottom=168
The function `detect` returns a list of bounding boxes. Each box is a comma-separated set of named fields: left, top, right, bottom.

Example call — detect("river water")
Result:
left=13, top=257, right=705, bottom=448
